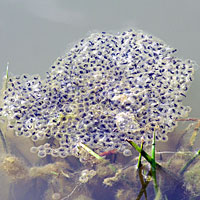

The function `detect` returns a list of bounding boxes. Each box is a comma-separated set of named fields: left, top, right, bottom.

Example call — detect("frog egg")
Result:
left=79, top=175, right=89, bottom=183
left=30, top=146, right=38, bottom=153
left=58, top=150, right=68, bottom=158
left=79, top=157, right=87, bottom=164
left=31, top=135, right=39, bottom=142
left=38, top=150, right=46, bottom=158
left=38, top=145, right=45, bottom=151
left=89, top=169, right=96, bottom=177
left=81, top=169, right=89, bottom=177
left=52, top=193, right=61, bottom=200
left=51, top=149, right=59, bottom=157
left=45, top=147, right=52, bottom=155
left=123, top=149, right=132, bottom=157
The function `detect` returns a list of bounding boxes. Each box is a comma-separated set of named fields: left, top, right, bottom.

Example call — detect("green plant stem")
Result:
left=137, top=166, right=148, bottom=200
left=179, top=150, right=200, bottom=176
left=137, top=138, right=144, bottom=169
left=126, top=139, right=154, bottom=165
left=79, top=143, right=116, bottom=172
left=79, top=143, right=104, bottom=160
left=136, top=170, right=151, bottom=200
left=126, top=139, right=181, bottom=182
left=152, top=129, right=158, bottom=194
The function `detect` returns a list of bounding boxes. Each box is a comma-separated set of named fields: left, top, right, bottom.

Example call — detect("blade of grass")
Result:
left=79, top=143, right=104, bottom=160
left=152, top=128, right=158, bottom=194
left=136, top=170, right=152, bottom=200
left=137, top=166, right=148, bottom=200
left=137, top=137, right=144, bottom=169
left=154, top=188, right=162, bottom=200
left=126, top=139, right=181, bottom=181
left=126, top=139, right=154, bottom=165
left=179, top=150, right=200, bottom=176
left=79, top=143, right=116, bottom=172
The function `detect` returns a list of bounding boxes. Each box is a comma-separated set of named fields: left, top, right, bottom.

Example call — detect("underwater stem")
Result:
left=0, top=128, right=8, bottom=153
left=136, top=170, right=151, bottom=200
left=126, top=139, right=154, bottom=165
left=79, top=143, right=116, bottom=172
left=79, top=143, right=104, bottom=160
left=179, top=150, right=200, bottom=176
left=137, top=137, right=144, bottom=169
left=152, top=129, right=158, bottom=194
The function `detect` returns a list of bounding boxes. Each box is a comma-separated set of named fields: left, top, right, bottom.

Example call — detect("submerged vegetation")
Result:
left=0, top=29, right=199, bottom=199
left=0, top=125, right=200, bottom=200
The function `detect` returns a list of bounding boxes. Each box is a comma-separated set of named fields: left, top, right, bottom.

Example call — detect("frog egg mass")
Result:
left=0, top=29, right=195, bottom=158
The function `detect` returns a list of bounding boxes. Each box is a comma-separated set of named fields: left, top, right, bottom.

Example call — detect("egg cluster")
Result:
left=0, top=29, right=194, bottom=158
left=79, top=169, right=96, bottom=183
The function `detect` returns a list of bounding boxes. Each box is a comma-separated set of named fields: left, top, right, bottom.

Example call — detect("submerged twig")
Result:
left=0, top=128, right=8, bottom=153
left=190, top=120, right=200, bottom=146
left=60, top=183, right=81, bottom=200
left=176, top=118, right=200, bottom=122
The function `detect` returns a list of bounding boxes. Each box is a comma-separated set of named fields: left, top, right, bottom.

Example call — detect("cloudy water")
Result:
left=0, top=1, right=200, bottom=200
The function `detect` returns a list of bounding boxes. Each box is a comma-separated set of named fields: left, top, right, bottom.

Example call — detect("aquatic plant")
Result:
left=0, top=29, right=195, bottom=161
left=0, top=155, right=28, bottom=181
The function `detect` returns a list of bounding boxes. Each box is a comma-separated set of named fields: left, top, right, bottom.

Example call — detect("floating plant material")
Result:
left=0, top=29, right=195, bottom=158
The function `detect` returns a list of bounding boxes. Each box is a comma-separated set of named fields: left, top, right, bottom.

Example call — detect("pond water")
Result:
left=0, top=1, right=200, bottom=200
